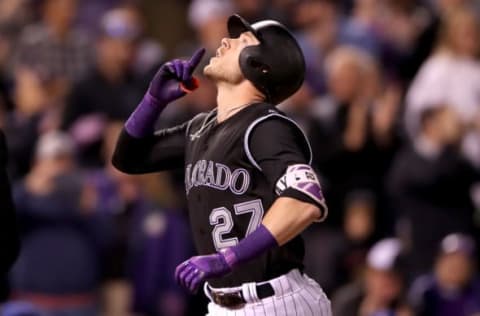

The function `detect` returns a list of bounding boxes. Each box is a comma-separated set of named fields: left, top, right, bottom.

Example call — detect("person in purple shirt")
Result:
left=408, top=233, right=480, bottom=316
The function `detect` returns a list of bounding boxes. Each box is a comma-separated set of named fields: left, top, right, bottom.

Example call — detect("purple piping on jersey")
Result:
left=290, top=165, right=310, bottom=172
left=243, top=113, right=313, bottom=171
left=125, top=93, right=165, bottom=138
left=221, top=224, right=278, bottom=268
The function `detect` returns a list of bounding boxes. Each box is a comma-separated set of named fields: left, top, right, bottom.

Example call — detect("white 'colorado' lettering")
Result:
left=185, top=160, right=250, bottom=195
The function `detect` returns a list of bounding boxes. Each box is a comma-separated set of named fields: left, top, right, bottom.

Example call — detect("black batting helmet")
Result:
left=227, top=14, right=306, bottom=104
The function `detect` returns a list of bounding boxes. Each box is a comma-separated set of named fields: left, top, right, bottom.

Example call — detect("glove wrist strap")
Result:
left=221, top=224, right=278, bottom=269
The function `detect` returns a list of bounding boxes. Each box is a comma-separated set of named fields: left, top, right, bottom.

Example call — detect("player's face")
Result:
left=204, top=31, right=260, bottom=84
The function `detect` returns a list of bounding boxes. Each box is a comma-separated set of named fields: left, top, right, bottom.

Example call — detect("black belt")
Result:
left=208, top=283, right=275, bottom=309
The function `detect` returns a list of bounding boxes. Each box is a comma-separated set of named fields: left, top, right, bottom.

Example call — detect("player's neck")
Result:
left=216, top=83, right=264, bottom=122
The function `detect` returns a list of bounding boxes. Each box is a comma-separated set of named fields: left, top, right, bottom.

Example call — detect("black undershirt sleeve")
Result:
left=248, top=117, right=325, bottom=214
left=112, top=122, right=188, bottom=174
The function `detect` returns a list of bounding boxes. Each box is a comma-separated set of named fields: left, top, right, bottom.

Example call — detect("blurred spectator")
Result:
left=0, top=0, right=34, bottom=77
left=432, top=0, right=477, bottom=15
left=0, top=0, right=33, bottom=33
left=118, top=3, right=164, bottom=77
left=385, top=0, right=479, bottom=86
left=61, top=7, right=146, bottom=168
left=86, top=122, right=143, bottom=316
left=294, top=0, right=386, bottom=94
left=294, top=0, right=340, bottom=94
left=340, top=192, right=378, bottom=277
left=340, top=0, right=384, bottom=57
left=265, top=0, right=300, bottom=24
left=378, top=0, right=436, bottom=84
left=304, top=191, right=377, bottom=295
left=407, top=8, right=480, bottom=126
left=332, top=238, right=411, bottom=316
left=13, top=0, right=92, bottom=83
left=232, top=0, right=269, bottom=21
left=86, top=122, right=193, bottom=316
left=75, top=0, right=122, bottom=35
left=2, top=67, right=52, bottom=179
left=9, top=131, right=109, bottom=316
left=188, top=0, right=233, bottom=54
left=388, top=105, right=480, bottom=278
left=1, top=301, right=41, bottom=316
left=129, top=203, right=194, bottom=316
left=408, top=233, right=480, bottom=316
left=405, top=6, right=480, bottom=166
left=0, top=0, right=34, bottom=118
left=308, top=46, right=401, bottom=228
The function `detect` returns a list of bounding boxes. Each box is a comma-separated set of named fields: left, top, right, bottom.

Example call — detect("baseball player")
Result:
left=113, top=14, right=332, bottom=315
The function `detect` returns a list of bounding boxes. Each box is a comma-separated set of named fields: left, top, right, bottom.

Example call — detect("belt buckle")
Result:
left=212, top=291, right=245, bottom=309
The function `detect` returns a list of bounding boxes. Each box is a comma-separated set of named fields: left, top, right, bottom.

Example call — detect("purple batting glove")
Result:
left=148, top=47, right=205, bottom=103
left=125, top=48, right=205, bottom=137
left=175, top=252, right=232, bottom=293
left=174, top=225, right=279, bottom=294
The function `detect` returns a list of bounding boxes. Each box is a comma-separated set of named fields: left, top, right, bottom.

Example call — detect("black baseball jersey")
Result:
left=113, top=102, right=322, bottom=287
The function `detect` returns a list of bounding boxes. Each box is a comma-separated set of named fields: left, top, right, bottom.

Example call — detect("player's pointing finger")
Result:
left=188, top=48, right=206, bottom=70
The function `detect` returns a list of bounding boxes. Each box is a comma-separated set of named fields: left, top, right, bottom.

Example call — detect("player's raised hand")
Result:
left=148, top=47, right=205, bottom=104
left=175, top=252, right=232, bottom=293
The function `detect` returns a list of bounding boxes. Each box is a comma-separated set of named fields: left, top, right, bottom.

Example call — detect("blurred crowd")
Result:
left=0, top=0, right=479, bottom=315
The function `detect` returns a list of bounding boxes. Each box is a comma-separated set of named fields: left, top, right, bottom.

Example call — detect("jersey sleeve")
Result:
left=246, top=115, right=327, bottom=220
left=112, top=119, right=192, bottom=174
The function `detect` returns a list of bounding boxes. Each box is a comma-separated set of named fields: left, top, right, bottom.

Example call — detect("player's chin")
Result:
left=203, top=63, right=218, bottom=79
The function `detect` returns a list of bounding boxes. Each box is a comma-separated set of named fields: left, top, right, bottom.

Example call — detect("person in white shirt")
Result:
left=405, top=7, right=480, bottom=166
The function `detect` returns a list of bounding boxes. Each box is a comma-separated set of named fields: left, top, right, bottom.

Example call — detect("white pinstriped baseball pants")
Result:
left=204, top=269, right=332, bottom=316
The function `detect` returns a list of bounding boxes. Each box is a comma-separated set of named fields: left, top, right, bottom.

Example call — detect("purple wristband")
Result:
left=124, top=93, right=165, bottom=138
left=221, top=224, right=278, bottom=268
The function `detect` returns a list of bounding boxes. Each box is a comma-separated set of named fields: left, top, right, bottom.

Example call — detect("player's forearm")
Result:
left=220, top=197, right=319, bottom=270
left=115, top=92, right=169, bottom=172
left=220, top=163, right=325, bottom=268
left=112, top=127, right=186, bottom=174
left=112, top=96, right=185, bottom=174
left=112, top=128, right=158, bottom=174
left=262, top=196, right=320, bottom=246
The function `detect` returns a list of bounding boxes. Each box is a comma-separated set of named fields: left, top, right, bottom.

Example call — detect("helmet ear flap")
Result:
left=247, top=57, right=270, bottom=74
left=240, top=50, right=271, bottom=100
